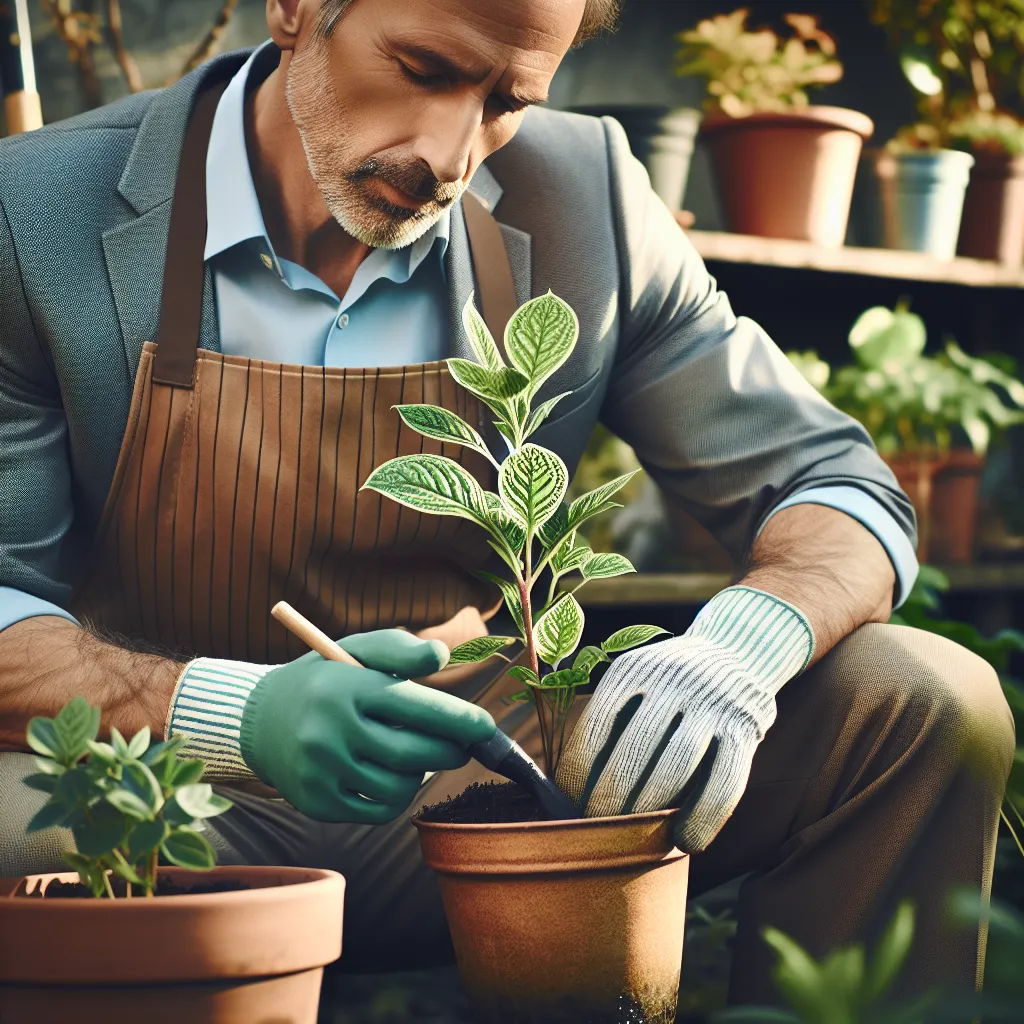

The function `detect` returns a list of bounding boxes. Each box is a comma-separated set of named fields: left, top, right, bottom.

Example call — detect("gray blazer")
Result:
left=0, top=47, right=914, bottom=610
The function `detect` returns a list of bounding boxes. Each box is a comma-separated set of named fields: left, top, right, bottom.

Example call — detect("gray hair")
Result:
left=313, top=0, right=620, bottom=47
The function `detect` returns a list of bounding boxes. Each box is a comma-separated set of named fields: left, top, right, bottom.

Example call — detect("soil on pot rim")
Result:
left=18, top=877, right=249, bottom=899
left=417, top=781, right=548, bottom=824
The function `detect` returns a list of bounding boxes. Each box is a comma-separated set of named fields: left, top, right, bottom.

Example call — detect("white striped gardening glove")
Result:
left=556, top=586, right=814, bottom=852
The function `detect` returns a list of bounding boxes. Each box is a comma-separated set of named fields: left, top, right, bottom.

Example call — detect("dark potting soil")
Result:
left=417, top=781, right=547, bottom=824
left=23, top=878, right=248, bottom=899
left=469, top=992, right=675, bottom=1024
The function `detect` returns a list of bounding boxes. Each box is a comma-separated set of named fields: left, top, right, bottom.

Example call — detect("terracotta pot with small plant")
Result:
left=362, top=292, right=688, bottom=1024
left=788, top=303, right=1024, bottom=564
left=0, top=698, right=344, bottom=1024
left=870, top=0, right=1024, bottom=263
left=674, top=7, right=873, bottom=246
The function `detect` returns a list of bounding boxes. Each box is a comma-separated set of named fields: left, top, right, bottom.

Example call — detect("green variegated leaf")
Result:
left=395, top=405, right=492, bottom=460
left=449, top=636, right=517, bottom=664
left=601, top=624, right=670, bottom=653
left=552, top=538, right=593, bottom=575
left=538, top=503, right=571, bottom=551
left=573, top=645, right=610, bottom=675
left=534, top=595, right=585, bottom=666
left=477, top=570, right=525, bottom=634
left=106, top=787, right=154, bottom=821
left=174, top=783, right=233, bottom=820
left=22, top=772, right=59, bottom=794
left=53, top=697, right=100, bottom=762
left=462, top=293, right=504, bottom=372
left=32, top=755, right=65, bottom=776
left=121, top=760, right=164, bottom=814
left=73, top=800, right=128, bottom=858
left=363, top=454, right=487, bottom=523
left=87, top=740, right=118, bottom=765
left=525, top=391, right=571, bottom=437
left=505, top=292, right=579, bottom=392
left=27, top=800, right=75, bottom=834
left=483, top=493, right=527, bottom=553
left=567, top=470, right=640, bottom=530
left=448, top=359, right=529, bottom=401
left=110, top=727, right=129, bottom=758
left=26, top=717, right=65, bottom=762
left=507, top=665, right=540, bottom=686
left=499, top=443, right=568, bottom=530
left=494, top=421, right=517, bottom=450
left=582, top=552, right=636, bottom=580
left=171, top=758, right=206, bottom=788
left=127, top=726, right=151, bottom=759
left=129, top=818, right=169, bottom=855
left=538, top=668, right=588, bottom=689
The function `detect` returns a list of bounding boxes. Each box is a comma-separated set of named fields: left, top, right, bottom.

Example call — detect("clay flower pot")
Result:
left=415, top=808, right=688, bottom=1024
left=957, top=151, right=1024, bottom=266
left=0, top=865, right=344, bottom=1024
left=701, top=106, right=874, bottom=246
left=886, top=450, right=984, bottom=564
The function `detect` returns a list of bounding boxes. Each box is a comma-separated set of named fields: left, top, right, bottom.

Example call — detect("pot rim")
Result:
left=701, top=105, right=874, bottom=140
left=412, top=805, right=676, bottom=834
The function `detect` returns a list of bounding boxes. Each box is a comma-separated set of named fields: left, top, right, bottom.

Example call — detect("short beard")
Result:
left=285, top=38, right=464, bottom=249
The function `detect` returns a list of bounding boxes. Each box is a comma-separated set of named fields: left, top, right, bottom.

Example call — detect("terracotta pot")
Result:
left=886, top=450, right=984, bottom=563
left=701, top=106, right=874, bottom=246
left=957, top=151, right=1024, bottom=266
left=415, top=808, right=688, bottom=1024
left=0, top=865, right=344, bottom=1024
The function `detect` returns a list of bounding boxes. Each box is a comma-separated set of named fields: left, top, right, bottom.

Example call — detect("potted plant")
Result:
left=568, top=104, right=702, bottom=218
left=788, top=302, right=1024, bottom=563
left=0, top=697, right=344, bottom=1024
left=674, top=8, right=873, bottom=246
left=362, top=292, right=688, bottom=1024
left=870, top=0, right=1024, bottom=263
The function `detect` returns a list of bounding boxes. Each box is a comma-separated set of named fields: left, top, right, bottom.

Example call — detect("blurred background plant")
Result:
left=674, top=7, right=844, bottom=117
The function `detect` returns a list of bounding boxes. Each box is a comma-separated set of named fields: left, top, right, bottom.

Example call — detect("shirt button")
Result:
left=337, top=313, right=350, bottom=329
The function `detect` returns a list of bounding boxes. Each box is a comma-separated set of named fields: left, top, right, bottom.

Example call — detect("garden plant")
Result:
left=22, top=695, right=232, bottom=897
left=364, top=292, right=667, bottom=778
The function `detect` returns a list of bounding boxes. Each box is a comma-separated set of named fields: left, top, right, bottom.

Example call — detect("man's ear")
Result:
left=266, top=0, right=312, bottom=53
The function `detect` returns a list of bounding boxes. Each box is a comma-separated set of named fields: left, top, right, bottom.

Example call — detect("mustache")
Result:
left=347, top=157, right=462, bottom=206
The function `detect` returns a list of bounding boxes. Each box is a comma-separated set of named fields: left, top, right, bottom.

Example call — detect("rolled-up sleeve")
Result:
left=596, top=115, right=917, bottom=584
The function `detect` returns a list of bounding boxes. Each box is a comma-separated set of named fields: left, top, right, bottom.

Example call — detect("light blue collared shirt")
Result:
left=0, top=43, right=917, bottom=634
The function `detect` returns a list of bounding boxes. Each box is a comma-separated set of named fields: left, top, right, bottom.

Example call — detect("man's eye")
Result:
left=400, top=63, right=446, bottom=87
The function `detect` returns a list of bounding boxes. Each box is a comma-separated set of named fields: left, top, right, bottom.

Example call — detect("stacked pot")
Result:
left=570, top=104, right=702, bottom=214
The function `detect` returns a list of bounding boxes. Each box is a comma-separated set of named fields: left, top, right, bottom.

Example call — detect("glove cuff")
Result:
left=165, top=658, right=276, bottom=780
left=685, top=586, right=814, bottom=693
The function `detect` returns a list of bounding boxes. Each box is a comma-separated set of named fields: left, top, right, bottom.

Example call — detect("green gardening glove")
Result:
left=168, top=629, right=497, bottom=823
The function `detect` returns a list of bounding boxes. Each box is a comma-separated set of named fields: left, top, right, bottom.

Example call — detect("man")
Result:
left=0, top=0, right=1013, bottom=1006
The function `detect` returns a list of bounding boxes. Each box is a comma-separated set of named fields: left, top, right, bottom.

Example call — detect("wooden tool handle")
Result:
left=270, top=601, right=363, bottom=668
left=4, top=90, right=41, bottom=134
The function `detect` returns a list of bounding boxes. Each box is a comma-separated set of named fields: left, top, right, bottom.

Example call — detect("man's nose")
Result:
left=412, top=99, right=481, bottom=187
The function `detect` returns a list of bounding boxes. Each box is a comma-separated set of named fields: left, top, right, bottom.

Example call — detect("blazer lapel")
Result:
left=447, top=163, right=533, bottom=361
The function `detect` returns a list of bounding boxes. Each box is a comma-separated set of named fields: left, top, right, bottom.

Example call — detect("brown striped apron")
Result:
left=70, top=82, right=518, bottom=667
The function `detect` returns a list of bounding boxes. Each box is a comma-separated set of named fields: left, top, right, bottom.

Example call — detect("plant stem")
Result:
left=102, top=870, right=116, bottom=900
left=146, top=850, right=158, bottom=897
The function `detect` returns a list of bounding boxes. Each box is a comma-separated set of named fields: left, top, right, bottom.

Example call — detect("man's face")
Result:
left=284, top=0, right=586, bottom=249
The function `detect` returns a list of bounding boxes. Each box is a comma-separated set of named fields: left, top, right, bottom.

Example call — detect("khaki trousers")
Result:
left=0, top=624, right=1014, bottom=1006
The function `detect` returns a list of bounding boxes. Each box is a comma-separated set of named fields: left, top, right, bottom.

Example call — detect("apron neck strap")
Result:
left=153, top=83, right=519, bottom=389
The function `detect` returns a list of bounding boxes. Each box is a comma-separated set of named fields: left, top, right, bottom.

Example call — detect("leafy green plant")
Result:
left=674, top=8, right=843, bottom=118
left=362, top=293, right=668, bottom=776
left=869, top=0, right=1024, bottom=154
left=24, top=696, right=232, bottom=898
left=714, top=902, right=939, bottom=1024
left=788, top=303, right=1024, bottom=457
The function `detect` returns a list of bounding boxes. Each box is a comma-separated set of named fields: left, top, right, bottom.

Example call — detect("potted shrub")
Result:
left=568, top=104, right=702, bottom=217
left=362, top=293, right=688, bottom=1024
left=0, top=697, right=344, bottom=1024
left=674, top=8, right=873, bottom=246
left=788, top=303, right=1024, bottom=563
left=870, top=0, right=1024, bottom=263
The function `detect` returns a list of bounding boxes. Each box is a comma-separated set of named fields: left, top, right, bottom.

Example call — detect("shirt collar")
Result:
left=204, top=40, right=450, bottom=278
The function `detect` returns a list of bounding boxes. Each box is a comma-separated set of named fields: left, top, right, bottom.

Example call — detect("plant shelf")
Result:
left=573, top=566, right=1024, bottom=607
left=688, top=231, right=1024, bottom=289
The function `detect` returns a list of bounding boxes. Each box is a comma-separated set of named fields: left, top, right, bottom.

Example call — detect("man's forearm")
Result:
left=740, top=504, right=896, bottom=666
left=0, top=616, right=183, bottom=750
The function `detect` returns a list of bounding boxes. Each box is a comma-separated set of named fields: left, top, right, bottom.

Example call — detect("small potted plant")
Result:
left=0, top=698, right=344, bottom=1023
left=869, top=0, right=1024, bottom=262
left=788, top=302, right=1024, bottom=563
left=362, top=293, right=688, bottom=1024
left=674, top=7, right=873, bottom=246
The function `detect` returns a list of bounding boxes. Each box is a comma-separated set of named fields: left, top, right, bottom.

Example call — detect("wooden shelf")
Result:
left=688, top=231, right=1024, bottom=290
left=573, top=566, right=1024, bottom=607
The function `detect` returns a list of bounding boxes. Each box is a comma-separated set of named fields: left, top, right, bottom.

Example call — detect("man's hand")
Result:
left=181, top=629, right=497, bottom=823
left=556, top=505, right=898, bottom=852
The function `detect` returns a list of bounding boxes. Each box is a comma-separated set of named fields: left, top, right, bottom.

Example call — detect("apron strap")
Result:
left=153, top=83, right=519, bottom=389
left=461, top=191, right=519, bottom=351
left=152, top=82, right=228, bottom=388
